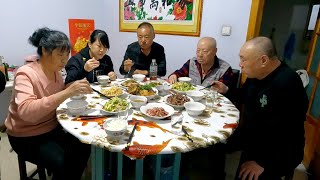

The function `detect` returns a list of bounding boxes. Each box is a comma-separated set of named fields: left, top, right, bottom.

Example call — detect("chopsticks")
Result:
left=199, top=83, right=215, bottom=90
left=92, top=88, right=108, bottom=98
left=125, top=122, right=138, bottom=150
left=72, top=115, right=111, bottom=120
left=182, top=126, right=193, bottom=142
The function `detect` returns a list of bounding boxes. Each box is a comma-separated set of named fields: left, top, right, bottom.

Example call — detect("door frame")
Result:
left=241, top=0, right=265, bottom=84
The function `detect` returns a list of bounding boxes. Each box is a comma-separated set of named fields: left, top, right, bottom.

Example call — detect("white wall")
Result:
left=0, top=0, right=107, bottom=66
left=105, top=0, right=252, bottom=77
left=0, top=0, right=252, bottom=77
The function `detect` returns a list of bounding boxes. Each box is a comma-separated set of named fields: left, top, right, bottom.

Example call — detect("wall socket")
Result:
left=221, top=25, right=232, bottom=36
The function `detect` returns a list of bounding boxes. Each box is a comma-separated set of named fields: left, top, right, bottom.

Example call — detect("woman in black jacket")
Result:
left=65, top=29, right=116, bottom=84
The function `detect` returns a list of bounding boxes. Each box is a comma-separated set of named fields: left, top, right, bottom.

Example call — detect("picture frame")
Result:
left=119, top=0, right=203, bottom=36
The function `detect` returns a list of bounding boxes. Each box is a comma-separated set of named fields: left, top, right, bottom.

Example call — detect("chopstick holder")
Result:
left=125, top=122, right=138, bottom=150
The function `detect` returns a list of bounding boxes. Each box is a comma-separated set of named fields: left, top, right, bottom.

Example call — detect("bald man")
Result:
left=214, top=37, right=308, bottom=180
left=168, top=37, right=233, bottom=87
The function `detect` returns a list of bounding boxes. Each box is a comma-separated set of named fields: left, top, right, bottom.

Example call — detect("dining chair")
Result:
left=17, top=154, right=48, bottom=180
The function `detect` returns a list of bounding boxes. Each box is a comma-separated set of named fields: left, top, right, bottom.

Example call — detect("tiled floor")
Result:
left=0, top=132, right=308, bottom=180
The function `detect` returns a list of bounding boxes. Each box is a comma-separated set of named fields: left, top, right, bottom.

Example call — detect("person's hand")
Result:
left=108, top=71, right=117, bottom=81
left=123, top=59, right=134, bottom=73
left=239, top=161, right=264, bottom=180
left=168, top=74, right=177, bottom=84
left=133, top=69, right=148, bottom=75
left=84, top=57, right=100, bottom=72
left=66, top=79, right=92, bottom=97
left=212, top=80, right=229, bottom=94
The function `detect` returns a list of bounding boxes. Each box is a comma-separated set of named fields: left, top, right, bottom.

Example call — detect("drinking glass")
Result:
left=95, top=70, right=103, bottom=77
left=118, top=109, right=129, bottom=122
left=206, top=89, right=217, bottom=108
left=171, top=115, right=183, bottom=135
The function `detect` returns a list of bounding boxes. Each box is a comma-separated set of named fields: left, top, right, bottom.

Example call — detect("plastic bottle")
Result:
left=149, top=59, right=158, bottom=81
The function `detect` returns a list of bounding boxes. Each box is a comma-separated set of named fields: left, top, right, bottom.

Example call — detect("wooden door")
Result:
left=303, top=18, right=320, bottom=168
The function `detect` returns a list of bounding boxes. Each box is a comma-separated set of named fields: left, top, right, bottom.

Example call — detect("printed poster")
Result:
left=68, top=19, right=95, bottom=56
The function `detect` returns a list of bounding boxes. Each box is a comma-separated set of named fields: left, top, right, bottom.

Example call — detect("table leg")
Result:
left=91, top=145, right=104, bottom=180
left=117, top=152, right=123, bottom=180
left=135, top=159, right=144, bottom=180
left=173, top=153, right=181, bottom=180
left=154, top=155, right=162, bottom=180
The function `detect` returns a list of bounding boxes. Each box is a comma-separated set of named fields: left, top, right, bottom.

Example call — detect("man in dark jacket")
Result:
left=214, top=36, right=308, bottom=180
left=119, top=22, right=166, bottom=78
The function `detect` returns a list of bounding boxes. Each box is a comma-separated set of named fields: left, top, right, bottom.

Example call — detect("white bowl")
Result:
left=129, top=95, right=147, bottom=109
left=186, top=90, right=205, bottom=102
left=132, top=74, right=146, bottom=82
left=97, top=75, right=110, bottom=85
left=155, top=84, right=171, bottom=96
left=184, top=102, right=206, bottom=116
left=71, top=94, right=85, bottom=100
left=178, top=77, right=192, bottom=82
left=140, top=103, right=175, bottom=120
left=103, top=118, right=127, bottom=141
left=66, top=100, right=88, bottom=115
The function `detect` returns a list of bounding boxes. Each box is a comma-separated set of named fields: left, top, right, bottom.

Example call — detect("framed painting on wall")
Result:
left=68, top=19, right=95, bottom=56
left=119, top=0, right=203, bottom=36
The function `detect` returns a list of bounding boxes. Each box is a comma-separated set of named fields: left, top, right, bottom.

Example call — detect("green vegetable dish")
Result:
left=172, top=82, right=195, bottom=91
left=103, top=97, right=129, bottom=112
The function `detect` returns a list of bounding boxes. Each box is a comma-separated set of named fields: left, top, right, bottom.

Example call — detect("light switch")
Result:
left=221, top=25, right=232, bottom=36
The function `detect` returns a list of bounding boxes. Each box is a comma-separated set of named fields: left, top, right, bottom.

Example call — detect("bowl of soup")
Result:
left=97, top=75, right=110, bottom=85
left=129, top=95, right=147, bottom=109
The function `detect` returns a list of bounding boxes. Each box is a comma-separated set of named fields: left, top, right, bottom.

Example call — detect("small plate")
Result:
left=140, top=103, right=174, bottom=120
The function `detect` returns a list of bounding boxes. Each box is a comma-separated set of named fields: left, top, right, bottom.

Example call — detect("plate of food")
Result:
left=140, top=103, right=174, bottom=120
left=101, top=97, right=130, bottom=114
left=121, top=79, right=139, bottom=87
left=100, top=86, right=124, bottom=98
left=171, top=82, right=196, bottom=94
left=163, top=93, right=193, bottom=108
left=127, top=84, right=158, bottom=100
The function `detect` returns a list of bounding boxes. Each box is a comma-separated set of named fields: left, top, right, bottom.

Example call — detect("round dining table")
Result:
left=56, top=78, right=240, bottom=180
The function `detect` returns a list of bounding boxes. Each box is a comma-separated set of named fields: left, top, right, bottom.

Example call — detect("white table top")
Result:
left=57, top=79, right=239, bottom=159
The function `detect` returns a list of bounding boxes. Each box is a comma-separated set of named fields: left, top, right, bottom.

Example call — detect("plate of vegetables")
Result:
left=171, top=82, right=196, bottom=94
left=101, top=97, right=130, bottom=114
